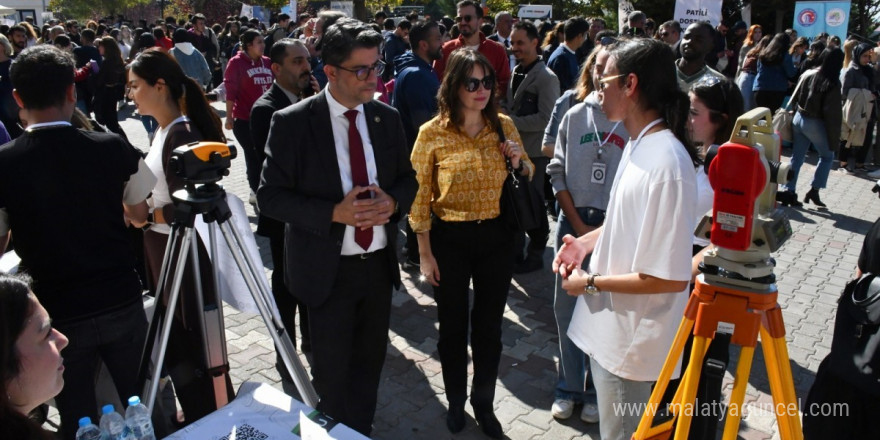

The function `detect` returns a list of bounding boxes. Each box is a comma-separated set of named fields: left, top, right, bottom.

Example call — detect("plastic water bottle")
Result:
left=75, top=417, right=107, bottom=440
left=124, top=396, right=156, bottom=440
left=100, top=404, right=135, bottom=440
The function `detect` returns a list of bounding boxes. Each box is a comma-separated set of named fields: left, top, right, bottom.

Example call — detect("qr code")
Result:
left=218, top=423, right=269, bottom=440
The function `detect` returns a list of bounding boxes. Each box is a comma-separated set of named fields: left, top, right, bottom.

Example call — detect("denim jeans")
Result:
left=591, top=357, right=652, bottom=440
left=736, top=72, right=756, bottom=112
left=786, top=112, right=834, bottom=192
left=553, top=210, right=597, bottom=404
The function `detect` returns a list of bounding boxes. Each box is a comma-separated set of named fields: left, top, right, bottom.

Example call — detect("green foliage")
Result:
left=49, top=0, right=152, bottom=20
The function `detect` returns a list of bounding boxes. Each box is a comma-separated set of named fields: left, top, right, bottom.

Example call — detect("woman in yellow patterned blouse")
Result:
left=409, top=48, right=534, bottom=439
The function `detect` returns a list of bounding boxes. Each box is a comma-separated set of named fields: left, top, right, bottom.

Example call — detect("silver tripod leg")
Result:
left=145, top=228, right=195, bottom=411
left=215, top=220, right=319, bottom=407
left=190, top=228, right=231, bottom=408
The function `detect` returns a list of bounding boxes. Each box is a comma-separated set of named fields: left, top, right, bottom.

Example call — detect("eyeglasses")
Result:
left=455, top=15, right=474, bottom=23
left=333, top=60, right=385, bottom=81
left=597, top=73, right=626, bottom=91
left=464, top=76, right=494, bottom=92
left=599, top=36, right=617, bottom=46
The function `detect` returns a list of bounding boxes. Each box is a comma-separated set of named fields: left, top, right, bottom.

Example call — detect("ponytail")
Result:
left=181, top=76, right=225, bottom=142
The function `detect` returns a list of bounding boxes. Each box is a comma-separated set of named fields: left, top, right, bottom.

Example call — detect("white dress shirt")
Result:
left=325, top=87, right=388, bottom=255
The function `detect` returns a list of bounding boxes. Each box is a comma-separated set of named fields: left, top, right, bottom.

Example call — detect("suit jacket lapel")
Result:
left=311, top=90, right=344, bottom=199
left=363, top=101, right=392, bottom=187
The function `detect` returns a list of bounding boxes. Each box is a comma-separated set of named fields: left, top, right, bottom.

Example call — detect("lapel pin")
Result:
left=374, top=116, right=381, bottom=123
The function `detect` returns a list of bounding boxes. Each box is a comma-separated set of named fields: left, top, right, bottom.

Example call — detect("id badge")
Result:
left=591, top=162, right=607, bottom=184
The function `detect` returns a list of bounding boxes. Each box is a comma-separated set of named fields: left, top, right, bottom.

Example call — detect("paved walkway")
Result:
left=109, top=104, right=879, bottom=440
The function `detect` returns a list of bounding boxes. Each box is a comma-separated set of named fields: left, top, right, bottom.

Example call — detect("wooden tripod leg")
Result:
left=673, top=335, right=709, bottom=440
left=634, top=318, right=695, bottom=439
left=722, top=346, right=755, bottom=440
left=759, top=326, right=799, bottom=440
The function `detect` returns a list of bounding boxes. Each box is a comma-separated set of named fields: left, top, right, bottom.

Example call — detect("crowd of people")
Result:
left=0, top=3, right=878, bottom=440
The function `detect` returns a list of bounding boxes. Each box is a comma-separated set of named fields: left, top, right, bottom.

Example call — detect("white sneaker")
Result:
left=551, top=398, right=575, bottom=419
left=868, top=168, right=880, bottom=179
left=580, top=402, right=600, bottom=423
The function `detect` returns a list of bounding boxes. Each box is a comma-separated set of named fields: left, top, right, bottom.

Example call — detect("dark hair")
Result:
left=690, top=76, right=744, bottom=145
left=129, top=49, right=225, bottom=143
left=661, top=20, right=682, bottom=34
left=397, top=19, right=412, bottom=31
left=811, top=48, right=844, bottom=94
left=98, top=36, right=124, bottom=75
left=375, top=11, right=387, bottom=19
left=564, top=17, right=589, bottom=42
left=8, top=24, right=25, bottom=36
left=53, top=34, right=71, bottom=48
left=192, top=13, right=206, bottom=24
left=81, top=28, right=96, bottom=43
left=759, top=33, right=791, bottom=65
left=789, top=36, right=808, bottom=54
left=277, top=13, right=290, bottom=22
left=269, top=38, right=306, bottom=65
left=10, top=45, right=74, bottom=110
left=409, top=20, right=438, bottom=50
left=480, top=23, right=494, bottom=37
left=606, top=38, right=699, bottom=165
left=152, top=27, right=165, bottom=40
left=513, top=20, right=539, bottom=42
left=437, top=48, right=500, bottom=133
left=0, top=273, right=49, bottom=440
left=239, top=28, right=261, bottom=53
left=457, top=0, right=483, bottom=19
left=595, top=29, right=617, bottom=46
left=747, top=34, right=772, bottom=58
left=321, top=19, right=382, bottom=68
left=172, top=28, right=189, bottom=44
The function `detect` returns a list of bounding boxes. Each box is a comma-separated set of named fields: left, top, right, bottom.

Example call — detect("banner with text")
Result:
left=331, top=1, right=354, bottom=18
left=674, top=0, right=722, bottom=27
left=518, top=5, right=552, bottom=20
left=793, top=1, right=851, bottom=42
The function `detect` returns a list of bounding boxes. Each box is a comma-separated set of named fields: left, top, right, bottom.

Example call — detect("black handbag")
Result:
left=497, top=123, right=543, bottom=232
left=825, top=273, right=880, bottom=396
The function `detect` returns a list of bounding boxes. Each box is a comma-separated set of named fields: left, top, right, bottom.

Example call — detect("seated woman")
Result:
left=0, top=273, right=69, bottom=440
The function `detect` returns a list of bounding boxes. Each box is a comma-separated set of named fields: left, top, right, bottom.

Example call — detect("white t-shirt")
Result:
left=568, top=129, right=697, bottom=382
left=145, top=116, right=190, bottom=234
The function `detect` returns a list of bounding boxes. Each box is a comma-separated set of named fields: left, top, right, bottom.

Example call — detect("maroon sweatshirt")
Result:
left=224, top=51, right=273, bottom=121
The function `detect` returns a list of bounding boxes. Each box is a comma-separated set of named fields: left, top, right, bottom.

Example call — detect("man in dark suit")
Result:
left=250, top=37, right=317, bottom=397
left=258, top=19, right=417, bottom=435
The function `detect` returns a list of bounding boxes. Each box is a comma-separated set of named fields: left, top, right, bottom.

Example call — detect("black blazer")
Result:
left=251, top=83, right=294, bottom=239
left=258, top=89, right=417, bottom=308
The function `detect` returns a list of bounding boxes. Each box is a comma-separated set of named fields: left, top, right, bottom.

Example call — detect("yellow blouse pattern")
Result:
left=409, top=114, right=532, bottom=233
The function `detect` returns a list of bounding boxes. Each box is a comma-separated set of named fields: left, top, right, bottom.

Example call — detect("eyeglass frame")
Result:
left=597, top=73, right=626, bottom=91
left=463, top=75, right=495, bottom=93
left=331, top=60, right=386, bottom=81
left=455, top=15, right=475, bottom=23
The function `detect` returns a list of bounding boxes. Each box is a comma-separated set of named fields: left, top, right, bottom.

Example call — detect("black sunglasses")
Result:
left=464, top=76, right=494, bottom=92
left=455, top=15, right=474, bottom=23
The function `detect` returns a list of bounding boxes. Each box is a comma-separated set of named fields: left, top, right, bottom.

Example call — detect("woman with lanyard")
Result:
left=553, top=38, right=699, bottom=440
left=127, top=48, right=233, bottom=428
left=410, top=49, right=533, bottom=439
left=546, top=44, right=627, bottom=423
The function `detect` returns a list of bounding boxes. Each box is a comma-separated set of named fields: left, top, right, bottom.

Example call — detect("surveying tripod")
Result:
left=633, top=109, right=802, bottom=440
left=136, top=142, right=318, bottom=417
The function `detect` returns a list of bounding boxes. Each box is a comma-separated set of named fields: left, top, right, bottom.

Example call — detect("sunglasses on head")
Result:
left=464, top=76, right=494, bottom=92
left=455, top=15, right=474, bottom=23
left=599, top=36, right=617, bottom=46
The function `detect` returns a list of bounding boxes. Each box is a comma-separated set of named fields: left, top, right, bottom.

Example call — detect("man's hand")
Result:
left=331, top=185, right=395, bottom=229
left=552, top=234, right=587, bottom=279
left=225, top=117, right=233, bottom=131
left=561, top=268, right=588, bottom=296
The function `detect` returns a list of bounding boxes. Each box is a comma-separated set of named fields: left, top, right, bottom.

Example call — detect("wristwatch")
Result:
left=584, top=273, right=601, bottom=295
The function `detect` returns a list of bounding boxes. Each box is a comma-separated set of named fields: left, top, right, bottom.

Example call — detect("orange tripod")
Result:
left=632, top=265, right=803, bottom=440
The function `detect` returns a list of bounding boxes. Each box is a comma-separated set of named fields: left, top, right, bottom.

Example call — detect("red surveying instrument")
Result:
left=632, top=108, right=801, bottom=440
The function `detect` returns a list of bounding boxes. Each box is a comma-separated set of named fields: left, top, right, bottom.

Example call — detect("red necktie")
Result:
left=344, top=109, right=373, bottom=251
